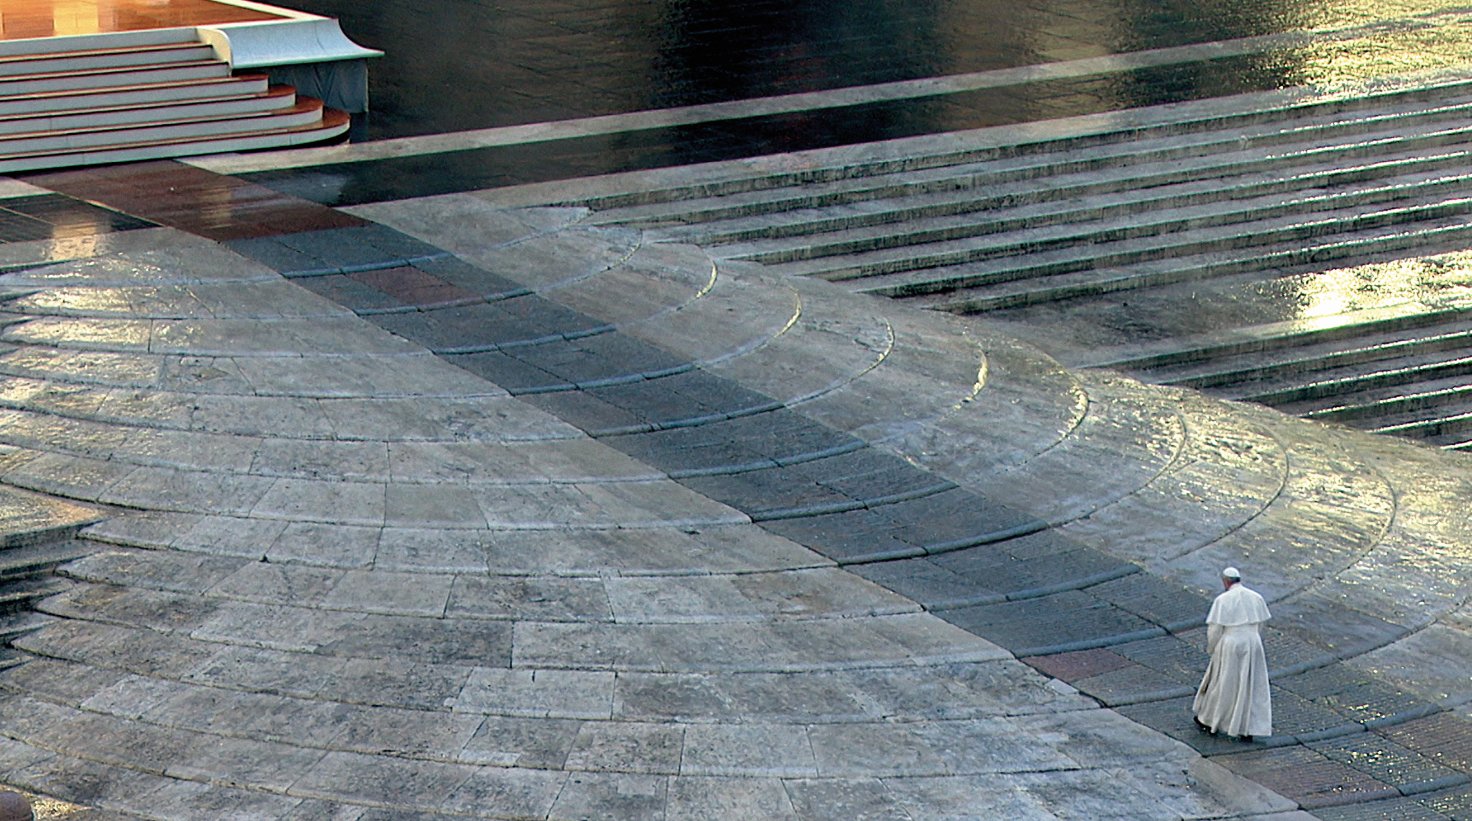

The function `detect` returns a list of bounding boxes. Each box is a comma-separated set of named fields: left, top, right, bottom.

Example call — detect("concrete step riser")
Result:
left=0, top=586, right=64, bottom=617
left=0, top=93, right=292, bottom=136
left=618, top=121, right=1472, bottom=233
left=0, top=63, right=228, bottom=97
left=0, top=619, right=49, bottom=649
left=0, top=77, right=271, bottom=117
left=1307, top=386, right=1472, bottom=422
left=0, top=117, right=352, bottom=173
left=0, top=557, right=80, bottom=582
left=734, top=171, right=1472, bottom=265
left=0, top=30, right=198, bottom=59
left=0, top=46, right=216, bottom=78
left=930, top=221, right=1472, bottom=312
left=695, top=146, right=1472, bottom=246
left=579, top=80, right=1472, bottom=209
left=0, top=106, right=323, bottom=156
left=1243, top=357, right=1472, bottom=405
left=1156, top=332, right=1472, bottom=390
left=1373, top=411, right=1472, bottom=438
left=1098, top=309, right=1472, bottom=370
left=849, top=197, right=1472, bottom=293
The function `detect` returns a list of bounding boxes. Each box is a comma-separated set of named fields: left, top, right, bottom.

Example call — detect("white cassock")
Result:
left=1193, top=583, right=1272, bottom=737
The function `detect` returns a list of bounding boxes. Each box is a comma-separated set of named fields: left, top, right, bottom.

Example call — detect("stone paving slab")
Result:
left=0, top=148, right=1467, bottom=821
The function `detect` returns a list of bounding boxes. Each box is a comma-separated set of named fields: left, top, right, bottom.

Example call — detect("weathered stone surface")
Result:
left=5, top=72, right=1472, bottom=820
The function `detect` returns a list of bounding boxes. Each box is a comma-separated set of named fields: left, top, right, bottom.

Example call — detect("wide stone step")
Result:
left=0, top=74, right=271, bottom=118
left=1296, top=378, right=1472, bottom=422
left=609, top=105, right=1472, bottom=238
left=0, top=42, right=216, bottom=77
left=0, top=61, right=228, bottom=97
left=0, top=577, right=69, bottom=616
left=783, top=184, right=1472, bottom=289
left=906, top=216, right=1472, bottom=313
left=0, top=85, right=296, bottom=136
left=738, top=165, right=1472, bottom=273
left=0, top=98, right=323, bottom=155
left=1141, top=324, right=1472, bottom=390
left=1424, top=428, right=1472, bottom=449
left=574, top=76, right=1472, bottom=212
left=1230, top=351, right=1472, bottom=406
left=1087, top=304, right=1472, bottom=372
left=699, top=148, right=1472, bottom=260
left=0, top=612, right=53, bottom=646
left=0, top=109, right=351, bottom=174
left=855, top=195, right=1472, bottom=303
left=1372, top=407, right=1472, bottom=439
left=0, top=540, right=93, bottom=581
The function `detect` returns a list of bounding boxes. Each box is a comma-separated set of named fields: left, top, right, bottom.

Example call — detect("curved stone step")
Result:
left=0, top=443, right=746, bottom=530
left=704, top=282, right=977, bottom=442
left=0, top=374, right=576, bottom=444
left=0, top=406, right=661, bottom=483
left=80, top=513, right=825, bottom=576
left=60, top=551, right=911, bottom=624
left=17, top=596, right=1003, bottom=683
left=0, top=578, right=69, bottom=616
left=0, top=109, right=352, bottom=174
left=0, top=98, right=322, bottom=155
left=0, top=313, right=420, bottom=356
left=1151, top=416, right=1396, bottom=597
left=0, top=540, right=94, bottom=582
left=872, top=330, right=1089, bottom=476
left=1051, top=406, right=1286, bottom=576
left=950, top=371, right=1187, bottom=526
left=3, top=280, right=348, bottom=321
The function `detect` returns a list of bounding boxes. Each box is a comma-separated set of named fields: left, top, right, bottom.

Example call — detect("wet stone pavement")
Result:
left=225, top=1, right=1472, bottom=205
left=0, top=0, right=1467, bottom=818
left=0, top=150, right=1461, bottom=817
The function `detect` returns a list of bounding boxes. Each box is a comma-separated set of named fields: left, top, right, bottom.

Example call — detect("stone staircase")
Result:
left=567, top=75, right=1472, bottom=450
left=0, top=526, right=95, bottom=674
left=0, top=29, right=349, bottom=172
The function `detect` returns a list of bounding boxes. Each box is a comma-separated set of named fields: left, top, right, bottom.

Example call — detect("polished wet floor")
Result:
left=243, top=50, right=1312, bottom=206
left=0, top=0, right=282, bottom=41
left=284, top=0, right=1472, bottom=139
left=219, top=1, right=1472, bottom=207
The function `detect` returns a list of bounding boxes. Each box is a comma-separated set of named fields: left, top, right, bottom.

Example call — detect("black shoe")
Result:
left=1193, top=717, right=1213, bottom=734
left=1238, top=735, right=1253, bottom=743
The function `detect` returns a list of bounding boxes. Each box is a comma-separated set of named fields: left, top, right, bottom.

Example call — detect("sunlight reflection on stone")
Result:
left=1250, top=254, right=1472, bottom=326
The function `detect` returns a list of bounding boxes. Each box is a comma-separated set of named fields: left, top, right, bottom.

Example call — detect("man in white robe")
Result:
left=1193, top=566, right=1272, bottom=740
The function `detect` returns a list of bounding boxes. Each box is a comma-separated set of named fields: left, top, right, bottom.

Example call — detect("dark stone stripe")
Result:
left=239, top=50, right=1303, bottom=206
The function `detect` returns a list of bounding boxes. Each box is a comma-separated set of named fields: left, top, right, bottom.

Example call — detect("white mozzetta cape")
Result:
left=1206, top=583, right=1271, bottom=627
